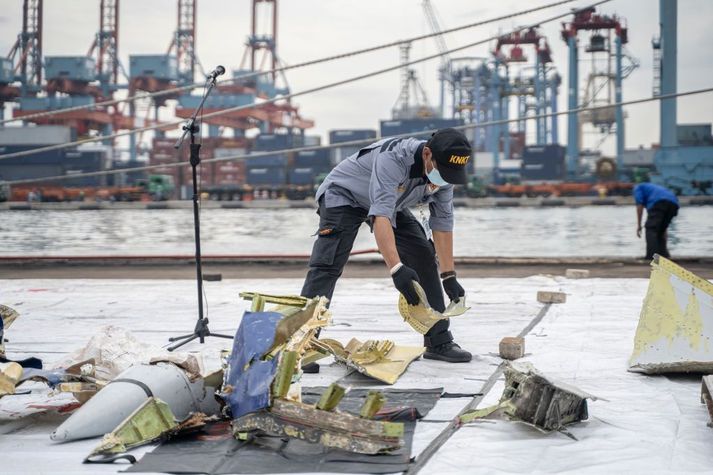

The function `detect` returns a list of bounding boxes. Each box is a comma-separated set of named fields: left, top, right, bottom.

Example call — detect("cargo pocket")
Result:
left=308, top=230, right=342, bottom=267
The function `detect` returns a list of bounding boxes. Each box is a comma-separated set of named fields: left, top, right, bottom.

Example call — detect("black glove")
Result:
left=442, top=275, right=465, bottom=302
left=392, top=265, right=420, bottom=305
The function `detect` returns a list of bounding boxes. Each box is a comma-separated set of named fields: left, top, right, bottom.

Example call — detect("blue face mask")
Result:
left=426, top=162, right=449, bottom=187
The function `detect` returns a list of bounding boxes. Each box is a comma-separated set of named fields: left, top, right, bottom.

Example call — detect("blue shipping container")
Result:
left=253, top=133, right=303, bottom=152
left=521, top=145, right=566, bottom=180
left=246, top=167, right=287, bottom=185
left=246, top=154, right=288, bottom=167
left=0, top=164, right=63, bottom=181
left=289, top=167, right=315, bottom=185
left=0, top=145, right=66, bottom=166
left=329, top=129, right=377, bottom=145
left=64, top=150, right=106, bottom=170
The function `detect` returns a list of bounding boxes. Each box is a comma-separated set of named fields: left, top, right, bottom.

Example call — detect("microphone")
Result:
left=206, top=65, right=226, bottom=81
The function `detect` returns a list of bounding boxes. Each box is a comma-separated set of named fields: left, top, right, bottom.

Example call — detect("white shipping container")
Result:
left=0, top=125, right=72, bottom=145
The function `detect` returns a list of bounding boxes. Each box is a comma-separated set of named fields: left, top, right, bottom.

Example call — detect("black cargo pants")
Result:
left=301, top=199, right=453, bottom=348
left=644, top=199, right=678, bottom=260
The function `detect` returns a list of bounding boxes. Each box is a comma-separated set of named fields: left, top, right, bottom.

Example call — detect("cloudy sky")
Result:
left=1, top=0, right=712, bottom=155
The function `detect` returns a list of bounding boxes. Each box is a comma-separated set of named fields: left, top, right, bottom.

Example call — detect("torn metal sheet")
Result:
left=628, top=255, right=713, bottom=374
left=88, top=397, right=178, bottom=457
left=398, top=282, right=469, bottom=334
left=702, top=376, right=713, bottom=428
left=232, top=398, right=404, bottom=455
left=51, top=363, right=220, bottom=442
left=311, top=338, right=424, bottom=385
left=461, top=362, right=597, bottom=434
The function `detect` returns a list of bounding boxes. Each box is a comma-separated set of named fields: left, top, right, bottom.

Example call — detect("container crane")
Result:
left=421, top=0, right=450, bottom=118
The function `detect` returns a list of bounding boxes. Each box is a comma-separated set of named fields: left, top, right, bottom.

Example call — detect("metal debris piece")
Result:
left=271, top=351, right=298, bottom=399
left=565, top=269, right=590, bottom=279
left=628, top=255, right=713, bottom=374
left=537, top=291, right=567, bottom=304
left=51, top=363, right=220, bottom=442
left=316, top=383, right=346, bottom=412
left=0, top=305, right=20, bottom=358
left=0, top=362, right=23, bottom=396
left=460, top=362, right=597, bottom=434
left=360, top=391, right=386, bottom=419
left=57, top=382, right=101, bottom=405
left=499, top=337, right=525, bottom=360
left=702, top=376, right=713, bottom=428
left=311, top=337, right=424, bottom=385
left=398, top=282, right=469, bottom=334
left=232, top=398, right=404, bottom=454
left=88, top=397, right=178, bottom=457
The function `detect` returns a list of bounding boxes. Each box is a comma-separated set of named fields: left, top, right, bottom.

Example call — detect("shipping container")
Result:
left=521, top=145, right=566, bottom=181
left=294, top=149, right=331, bottom=173
left=253, top=133, right=303, bottom=152
left=246, top=153, right=288, bottom=167
left=0, top=58, right=12, bottom=83
left=331, top=145, right=360, bottom=165
left=677, top=124, right=713, bottom=146
left=329, top=129, right=377, bottom=145
left=0, top=164, right=64, bottom=181
left=379, top=119, right=464, bottom=139
left=288, top=167, right=315, bottom=185
left=0, top=126, right=73, bottom=145
left=19, top=95, right=95, bottom=111
left=621, top=148, right=656, bottom=167
left=0, top=145, right=66, bottom=166
left=246, top=167, right=287, bottom=186
left=304, top=135, right=322, bottom=146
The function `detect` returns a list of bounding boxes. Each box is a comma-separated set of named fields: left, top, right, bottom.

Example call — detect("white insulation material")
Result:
left=1, top=276, right=712, bottom=474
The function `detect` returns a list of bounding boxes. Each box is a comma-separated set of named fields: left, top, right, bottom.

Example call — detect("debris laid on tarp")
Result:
left=460, top=362, right=597, bottom=437
left=85, top=396, right=211, bottom=463
left=53, top=325, right=203, bottom=383
left=702, top=375, right=713, bottom=428
left=537, top=291, right=567, bottom=304
left=628, top=255, right=713, bottom=374
left=565, top=269, right=590, bottom=279
left=499, top=336, right=525, bottom=360
left=398, top=281, right=469, bottom=334
left=51, top=362, right=221, bottom=442
left=224, top=292, right=405, bottom=454
left=126, top=387, right=442, bottom=475
left=0, top=362, right=23, bottom=397
left=311, top=337, right=424, bottom=385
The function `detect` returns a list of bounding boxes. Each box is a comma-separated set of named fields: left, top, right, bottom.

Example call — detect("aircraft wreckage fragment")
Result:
left=224, top=292, right=404, bottom=454
left=460, top=362, right=597, bottom=435
left=51, top=362, right=221, bottom=442
left=85, top=397, right=210, bottom=462
left=398, top=281, right=470, bottom=334
left=309, top=337, right=424, bottom=385
left=628, top=255, right=713, bottom=374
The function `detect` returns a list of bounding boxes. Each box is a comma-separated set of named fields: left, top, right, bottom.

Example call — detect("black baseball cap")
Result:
left=426, top=128, right=472, bottom=185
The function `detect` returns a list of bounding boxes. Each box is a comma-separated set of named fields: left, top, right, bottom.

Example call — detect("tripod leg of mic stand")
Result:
left=168, top=333, right=199, bottom=342
left=167, top=333, right=200, bottom=351
left=206, top=332, right=234, bottom=339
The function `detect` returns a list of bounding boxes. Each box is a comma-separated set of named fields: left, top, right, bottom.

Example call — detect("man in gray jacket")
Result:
left=301, top=128, right=472, bottom=363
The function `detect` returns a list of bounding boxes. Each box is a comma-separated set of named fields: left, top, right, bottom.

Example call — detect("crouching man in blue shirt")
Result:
left=633, top=182, right=679, bottom=260
left=301, top=128, right=473, bottom=364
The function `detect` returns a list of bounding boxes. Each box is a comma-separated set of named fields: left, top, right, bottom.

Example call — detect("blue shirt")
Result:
left=633, top=183, right=679, bottom=210
left=315, top=137, right=454, bottom=231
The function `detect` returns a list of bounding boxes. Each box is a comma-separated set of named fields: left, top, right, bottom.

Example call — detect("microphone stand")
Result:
left=167, top=72, right=233, bottom=351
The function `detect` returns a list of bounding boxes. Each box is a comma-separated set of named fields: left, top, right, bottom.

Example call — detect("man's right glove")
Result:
left=391, top=264, right=420, bottom=305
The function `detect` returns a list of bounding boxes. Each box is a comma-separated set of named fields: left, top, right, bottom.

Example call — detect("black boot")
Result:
left=424, top=341, right=472, bottom=363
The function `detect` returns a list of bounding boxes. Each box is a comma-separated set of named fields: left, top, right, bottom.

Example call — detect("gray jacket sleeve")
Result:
left=368, top=152, right=407, bottom=226
left=429, top=185, right=455, bottom=232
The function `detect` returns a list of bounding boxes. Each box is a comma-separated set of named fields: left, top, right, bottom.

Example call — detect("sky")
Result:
left=1, top=0, right=712, bottom=156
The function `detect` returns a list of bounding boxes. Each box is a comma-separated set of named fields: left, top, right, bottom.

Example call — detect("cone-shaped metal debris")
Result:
left=50, top=363, right=219, bottom=442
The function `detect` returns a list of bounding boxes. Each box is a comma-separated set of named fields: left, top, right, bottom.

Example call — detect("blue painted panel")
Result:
left=45, top=56, right=96, bottom=82
left=129, top=55, right=178, bottom=81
